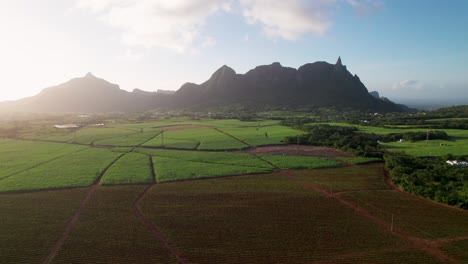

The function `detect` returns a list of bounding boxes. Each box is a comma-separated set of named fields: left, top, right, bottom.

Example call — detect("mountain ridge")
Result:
left=0, top=58, right=405, bottom=113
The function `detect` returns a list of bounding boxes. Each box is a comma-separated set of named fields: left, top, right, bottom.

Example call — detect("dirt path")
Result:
left=42, top=184, right=99, bottom=264
left=42, top=154, right=125, bottom=264
left=281, top=170, right=461, bottom=264
left=132, top=184, right=190, bottom=264
left=434, top=235, right=468, bottom=246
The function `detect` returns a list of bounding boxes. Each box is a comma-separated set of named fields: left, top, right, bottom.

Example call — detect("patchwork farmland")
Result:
left=0, top=119, right=466, bottom=263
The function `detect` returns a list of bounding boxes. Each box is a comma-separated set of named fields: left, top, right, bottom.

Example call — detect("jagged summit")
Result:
left=0, top=58, right=406, bottom=113
left=172, top=59, right=404, bottom=112
left=336, top=56, right=342, bottom=66
left=84, top=72, right=95, bottom=78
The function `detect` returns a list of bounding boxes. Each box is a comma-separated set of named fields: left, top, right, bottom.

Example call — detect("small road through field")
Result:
left=132, top=184, right=191, bottom=264
left=282, top=170, right=462, bottom=264
left=42, top=154, right=125, bottom=264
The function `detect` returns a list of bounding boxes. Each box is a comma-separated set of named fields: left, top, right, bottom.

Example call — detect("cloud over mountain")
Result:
left=239, top=0, right=334, bottom=40
left=76, top=0, right=231, bottom=53
left=76, top=0, right=382, bottom=51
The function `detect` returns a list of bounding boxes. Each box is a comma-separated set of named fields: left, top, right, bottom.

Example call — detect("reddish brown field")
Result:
left=241, top=145, right=351, bottom=158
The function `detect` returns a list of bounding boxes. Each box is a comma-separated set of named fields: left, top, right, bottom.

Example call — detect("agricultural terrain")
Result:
left=0, top=118, right=466, bottom=263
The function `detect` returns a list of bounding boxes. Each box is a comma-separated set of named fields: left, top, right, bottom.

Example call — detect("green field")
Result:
left=142, top=128, right=248, bottom=150
left=259, top=154, right=340, bottom=169
left=152, top=156, right=273, bottom=182
left=0, top=148, right=121, bottom=192
left=218, top=125, right=303, bottom=146
left=0, top=140, right=87, bottom=180
left=1, top=118, right=467, bottom=263
left=100, top=152, right=154, bottom=185
left=308, top=122, right=468, bottom=157
left=93, top=131, right=161, bottom=147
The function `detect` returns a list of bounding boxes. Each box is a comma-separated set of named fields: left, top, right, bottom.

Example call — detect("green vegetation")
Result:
left=142, top=128, right=248, bottom=150
left=286, top=125, right=385, bottom=158
left=385, top=153, right=468, bottom=209
left=135, top=148, right=272, bottom=169
left=93, top=131, right=160, bottom=146
left=0, top=140, right=87, bottom=180
left=218, top=125, right=303, bottom=146
left=0, top=148, right=121, bottom=192
left=71, top=127, right=139, bottom=144
left=101, top=153, right=153, bottom=185
left=152, top=156, right=272, bottom=182
left=0, top=189, right=86, bottom=263
left=258, top=154, right=340, bottom=169
left=337, top=156, right=382, bottom=164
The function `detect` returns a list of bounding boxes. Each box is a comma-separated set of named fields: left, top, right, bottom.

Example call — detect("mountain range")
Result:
left=0, top=58, right=404, bottom=113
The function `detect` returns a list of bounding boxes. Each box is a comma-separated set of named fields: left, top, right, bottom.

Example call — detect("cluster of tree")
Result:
left=285, top=125, right=385, bottom=158
left=385, top=153, right=468, bottom=209
left=283, top=125, right=467, bottom=209
left=384, top=131, right=448, bottom=142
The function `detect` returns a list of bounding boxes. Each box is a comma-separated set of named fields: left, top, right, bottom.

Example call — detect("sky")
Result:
left=0, top=0, right=467, bottom=103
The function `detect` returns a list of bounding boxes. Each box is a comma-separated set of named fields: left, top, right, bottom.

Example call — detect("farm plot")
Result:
left=100, top=153, right=154, bottom=185
left=93, top=131, right=161, bottom=147
left=218, top=125, right=303, bottom=146
left=294, top=163, right=390, bottom=193
left=0, top=189, right=87, bottom=263
left=52, top=186, right=176, bottom=263
left=381, top=129, right=468, bottom=156
left=0, top=140, right=87, bottom=180
left=258, top=154, right=340, bottom=169
left=70, top=127, right=139, bottom=145
left=0, top=148, right=121, bottom=192
left=440, top=240, right=468, bottom=263
left=142, top=128, right=248, bottom=150
left=152, top=156, right=272, bottom=182
left=308, top=122, right=468, bottom=157
left=135, top=148, right=273, bottom=169
left=336, top=156, right=382, bottom=165
left=140, top=174, right=437, bottom=263
left=340, top=190, right=468, bottom=239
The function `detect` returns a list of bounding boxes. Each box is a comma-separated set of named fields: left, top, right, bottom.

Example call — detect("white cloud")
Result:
left=393, top=80, right=425, bottom=91
left=346, top=0, right=383, bottom=15
left=201, top=37, right=217, bottom=48
left=239, top=0, right=336, bottom=41
left=75, top=0, right=383, bottom=52
left=76, top=0, right=231, bottom=53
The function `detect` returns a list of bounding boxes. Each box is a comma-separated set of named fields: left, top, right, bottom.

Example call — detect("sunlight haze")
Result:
left=0, top=0, right=467, bottom=103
